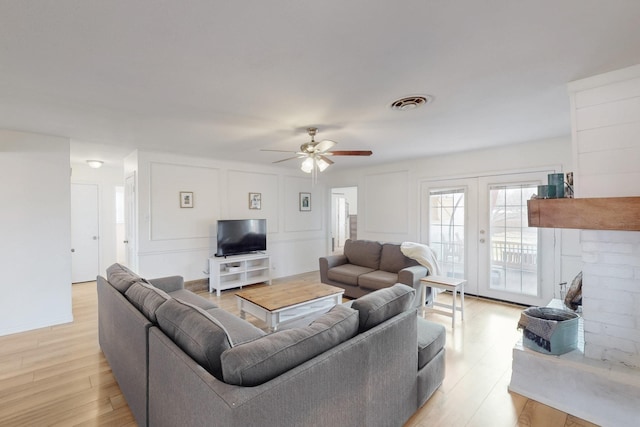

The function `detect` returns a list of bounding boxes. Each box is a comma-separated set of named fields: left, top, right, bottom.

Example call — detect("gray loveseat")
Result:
left=320, top=239, right=431, bottom=302
left=98, top=263, right=446, bottom=427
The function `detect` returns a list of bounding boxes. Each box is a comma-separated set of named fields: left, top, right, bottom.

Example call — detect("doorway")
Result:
left=331, top=186, right=357, bottom=254
left=421, top=171, right=558, bottom=306
left=70, top=183, right=100, bottom=283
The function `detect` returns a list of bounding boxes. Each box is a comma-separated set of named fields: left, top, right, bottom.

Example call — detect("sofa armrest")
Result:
left=148, top=275, right=184, bottom=292
left=319, top=254, right=348, bottom=283
left=397, top=266, right=430, bottom=306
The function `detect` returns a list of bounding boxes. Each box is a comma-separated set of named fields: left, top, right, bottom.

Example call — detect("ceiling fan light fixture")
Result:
left=390, top=95, right=433, bottom=111
left=316, top=158, right=330, bottom=172
left=301, top=157, right=314, bottom=173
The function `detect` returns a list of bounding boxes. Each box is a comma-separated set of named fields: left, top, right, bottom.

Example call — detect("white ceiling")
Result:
left=2, top=1, right=640, bottom=171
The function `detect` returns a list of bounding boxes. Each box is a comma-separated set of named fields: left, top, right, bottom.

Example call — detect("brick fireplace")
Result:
left=582, top=230, right=640, bottom=370
left=510, top=65, right=640, bottom=426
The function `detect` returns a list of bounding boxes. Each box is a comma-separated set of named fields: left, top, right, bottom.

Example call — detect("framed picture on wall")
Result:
left=299, top=192, right=311, bottom=211
left=249, top=192, right=262, bottom=210
left=180, top=191, right=194, bottom=208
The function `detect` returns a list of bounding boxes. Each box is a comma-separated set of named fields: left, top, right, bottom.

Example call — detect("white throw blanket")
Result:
left=400, top=242, right=442, bottom=276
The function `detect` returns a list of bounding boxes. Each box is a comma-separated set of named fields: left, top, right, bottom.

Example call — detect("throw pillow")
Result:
left=221, top=304, right=359, bottom=386
left=124, top=281, right=171, bottom=323
left=351, top=283, right=415, bottom=332
left=106, top=263, right=147, bottom=293
left=379, top=243, right=418, bottom=273
left=155, top=298, right=234, bottom=380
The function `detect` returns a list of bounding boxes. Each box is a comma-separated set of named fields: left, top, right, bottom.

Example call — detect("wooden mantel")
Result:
left=527, top=197, right=640, bottom=231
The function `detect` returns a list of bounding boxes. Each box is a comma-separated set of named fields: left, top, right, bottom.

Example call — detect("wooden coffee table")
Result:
left=236, top=282, right=344, bottom=331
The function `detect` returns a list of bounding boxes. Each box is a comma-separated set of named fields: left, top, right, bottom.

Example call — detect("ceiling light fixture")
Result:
left=390, top=95, right=433, bottom=111
left=86, top=160, right=104, bottom=169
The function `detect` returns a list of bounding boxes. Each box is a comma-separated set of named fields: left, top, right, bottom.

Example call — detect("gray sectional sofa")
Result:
left=320, top=239, right=432, bottom=302
left=98, top=263, right=446, bottom=427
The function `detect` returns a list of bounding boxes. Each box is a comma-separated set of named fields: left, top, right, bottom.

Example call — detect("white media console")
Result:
left=208, top=253, right=271, bottom=296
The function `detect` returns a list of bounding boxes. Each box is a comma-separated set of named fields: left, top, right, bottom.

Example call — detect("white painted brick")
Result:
left=582, top=297, right=636, bottom=317
left=586, top=311, right=636, bottom=329
left=595, top=277, right=640, bottom=292
left=582, top=241, right=635, bottom=254
left=601, top=253, right=640, bottom=267
left=582, top=319, right=603, bottom=335
left=581, top=252, right=599, bottom=264
left=585, top=330, right=638, bottom=353
left=595, top=288, right=639, bottom=305
left=584, top=265, right=634, bottom=279
left=602, top=323, right=640, bottom=344
left=580, top=230, right=601, bottom=242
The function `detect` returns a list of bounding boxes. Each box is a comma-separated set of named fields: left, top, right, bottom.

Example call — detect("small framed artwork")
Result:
left=249, top=192, right=262, bottom=210
left=299, top=192, right=311, bottom=211
left=180, top=191, right=194, bottom=208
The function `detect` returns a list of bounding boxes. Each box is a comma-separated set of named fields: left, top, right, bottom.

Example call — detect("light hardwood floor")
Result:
left=0, top=273, right=599, bottom=427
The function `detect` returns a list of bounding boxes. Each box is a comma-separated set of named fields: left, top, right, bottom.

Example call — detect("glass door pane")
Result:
left=488, top=184, right=538, bottom=296
left=429, top=188, right=465, bottom=280
left=478, top=171, right=557, bottom=306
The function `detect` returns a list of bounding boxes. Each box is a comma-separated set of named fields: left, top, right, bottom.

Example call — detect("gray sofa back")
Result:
left=148, top=307, right=419, bottom=427
left=344, top=239, right=382, bottom=269
left=98, top=275, right=151, bottom=426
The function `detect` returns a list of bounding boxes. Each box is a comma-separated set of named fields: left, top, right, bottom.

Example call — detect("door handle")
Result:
left=123, top=240, right=129, bottom=244
left=71, top=248, right=75, bottom=252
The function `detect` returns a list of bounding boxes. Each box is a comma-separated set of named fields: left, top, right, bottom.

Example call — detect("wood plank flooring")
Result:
left=0, top=273, right=599, bottom=426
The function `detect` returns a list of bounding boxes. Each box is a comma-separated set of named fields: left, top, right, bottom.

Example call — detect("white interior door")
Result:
left=124, top=173, right=137, bottom=269
left=71, top=183, right=100, bottom=283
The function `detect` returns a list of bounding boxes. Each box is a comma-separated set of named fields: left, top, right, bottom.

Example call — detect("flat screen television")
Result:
left=215, top=219, right=267, bottom=257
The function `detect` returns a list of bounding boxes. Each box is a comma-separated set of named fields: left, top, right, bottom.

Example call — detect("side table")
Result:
left=420, top=276, right=466, bottom=328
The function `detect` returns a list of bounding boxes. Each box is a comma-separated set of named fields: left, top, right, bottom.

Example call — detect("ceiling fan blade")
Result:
left=328, top=150, right=373, bottom=156
left=318, top=155, right=334, bottom=165
left=272, top=155, right=304, bottom=164
left=261, top=149, right=297, bottom=153
left=314, top=139, right=337, bottom=153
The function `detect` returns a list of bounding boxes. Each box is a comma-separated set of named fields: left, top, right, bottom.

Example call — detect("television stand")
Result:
left=208, top=253, right=271, bottom=296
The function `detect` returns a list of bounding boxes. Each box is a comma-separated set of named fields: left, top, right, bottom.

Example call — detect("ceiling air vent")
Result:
left=390, top=95, right=433, bottom=111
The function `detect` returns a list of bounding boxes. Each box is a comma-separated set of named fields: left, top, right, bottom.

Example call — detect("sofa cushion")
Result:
left=343, top=239, right=382, bottom=270
left=205, top=308, right=266, bottom=345
left=168, top=289, right=217, bottom=310
left=351, top=283, right=415, bottom=332
left=106, top=263, right=147, bottom=293
left=358, top=270, right=399, bottom=291
left=379, top=243, right=418, bottom=273
left=221, top=304, right=359, bottom=386
left=155, top=299, right=234, bottom=380
left=124, top=281, right=171, bottom=323
left=327, top=264, right=375, bottom=286
left=417, top=317, right=446, bottom=369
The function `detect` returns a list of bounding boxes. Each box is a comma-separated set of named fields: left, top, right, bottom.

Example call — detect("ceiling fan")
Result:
left=262, top=127, right=372, bottom=174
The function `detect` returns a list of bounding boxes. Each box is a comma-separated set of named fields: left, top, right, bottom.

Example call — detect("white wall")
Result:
left=71, top=160, right=125, bottom=273
left=0, top=129, right=73, bottom=336
left=124, top=150, right=327, bottom=281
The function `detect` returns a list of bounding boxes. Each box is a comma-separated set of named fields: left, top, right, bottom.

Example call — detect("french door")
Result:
left=422, top=171, right=558, bottom=306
